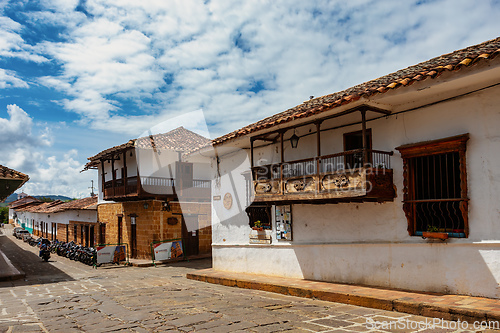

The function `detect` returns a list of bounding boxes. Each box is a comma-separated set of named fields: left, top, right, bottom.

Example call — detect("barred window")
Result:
left=396, top=134, right=469, bottom=238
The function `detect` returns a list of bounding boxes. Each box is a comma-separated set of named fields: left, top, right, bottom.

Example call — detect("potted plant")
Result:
left=422, top=225, right=448, bottom=240
left=252, top=220, right=264, bottom=231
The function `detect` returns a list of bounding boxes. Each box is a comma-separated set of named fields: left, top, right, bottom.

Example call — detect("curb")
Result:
left=187, top=269, right=500, bottom=324
left=0, top=249, right=25, bottom=282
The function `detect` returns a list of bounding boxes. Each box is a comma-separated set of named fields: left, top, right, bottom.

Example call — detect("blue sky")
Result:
left=0, top=0, right=499, bottom=198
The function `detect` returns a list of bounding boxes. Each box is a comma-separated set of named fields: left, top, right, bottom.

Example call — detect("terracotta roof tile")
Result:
left=42, top=196, right=97, bottom=213
left=0, top=165, right=29, bottom=181
left=136, top=126, right=210, bottom=153
left=212, top=37, right=500, bottom=146
left=15, top=197, right=97, bottom=214
left=84, top=127, right=210, bottom=170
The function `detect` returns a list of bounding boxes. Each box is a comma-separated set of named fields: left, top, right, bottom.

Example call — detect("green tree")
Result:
left=0, top=207, right=8, bottom=224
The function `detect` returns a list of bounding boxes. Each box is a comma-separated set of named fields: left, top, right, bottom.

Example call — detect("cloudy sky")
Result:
left=0, top=0, right=499, bottom=198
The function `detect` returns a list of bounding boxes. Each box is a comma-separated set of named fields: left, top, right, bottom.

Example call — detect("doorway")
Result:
left=182, top=215, right=199, bottom=256
left=344, top=129, right=372, bottom=168
left=117, top=215, right=123, bottom=245
left=89, top=225, right=94, bottom=247
left=99, top=223, right=106, bottom=245
left=130, top=216, right=137, bottom=258
left=84, top=225, right=90, bottom=247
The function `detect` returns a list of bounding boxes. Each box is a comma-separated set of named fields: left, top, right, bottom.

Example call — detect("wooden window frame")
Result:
left=396, top=134, right=469, bottom=237
left=245, top=205, right=272, bottom=230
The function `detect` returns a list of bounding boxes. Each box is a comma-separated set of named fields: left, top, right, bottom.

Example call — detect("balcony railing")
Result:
left=252, top=149, right=395, bottom=202
left=103, top=176, right=211, bottom=200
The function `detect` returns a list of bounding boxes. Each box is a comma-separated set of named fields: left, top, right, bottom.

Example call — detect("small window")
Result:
left=396, top=134, right=469, bottom=238
left=245, top=205, right=271, bottom=230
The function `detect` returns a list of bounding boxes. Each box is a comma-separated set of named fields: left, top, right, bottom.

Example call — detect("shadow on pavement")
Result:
left=168, top=257, right=212, bottom=270
left=0, top=229, right=75, bottom=287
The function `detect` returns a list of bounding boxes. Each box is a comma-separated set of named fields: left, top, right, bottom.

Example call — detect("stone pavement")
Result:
left=188, top=269, right=500, bottom=325
left=0, top=225, right=499, bottom=332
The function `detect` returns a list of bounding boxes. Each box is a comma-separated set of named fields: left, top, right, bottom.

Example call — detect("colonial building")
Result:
left=8, top=195, right=40, bottom=226
left=12, top=197, right=97, bottom=245
left=84, top=126, right=212, bottom=259
left=209, top=37, right=500, bottom=298
left=0, top=165, right=29, bottom=202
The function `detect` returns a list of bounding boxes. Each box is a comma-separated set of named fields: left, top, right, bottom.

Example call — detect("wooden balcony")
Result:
left=103, top=176, right=211, bottom=201
left=104, top=176, right=140, bottom=200
left=252, top=149, right=395, bottom=203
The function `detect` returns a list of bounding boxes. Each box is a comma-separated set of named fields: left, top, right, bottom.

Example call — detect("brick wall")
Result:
left=98, top=200, right=212, bottom=259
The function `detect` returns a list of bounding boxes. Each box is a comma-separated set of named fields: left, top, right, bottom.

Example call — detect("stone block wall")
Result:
left=98, top=199, right=212, bottom=259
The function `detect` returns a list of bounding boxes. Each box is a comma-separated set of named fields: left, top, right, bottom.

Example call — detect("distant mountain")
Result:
left=2, top=193, right=73, bottom=204
left=3, top=193, right=18, bottom=203
left=34, top=195, right=73, bottom=201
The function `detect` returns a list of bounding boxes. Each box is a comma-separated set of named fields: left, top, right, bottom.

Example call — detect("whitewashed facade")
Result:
left=210, top=41, right=500, bottom=298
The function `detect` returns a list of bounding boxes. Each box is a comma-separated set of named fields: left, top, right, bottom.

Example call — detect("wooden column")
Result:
left=111, top=157, right=116, bottom=196
left=361, top=110, right=368, bottom=167
left=100, top=159, right=105, bottom=193
left=250, top=138, right=254, bottom=169
left=316, top=122, right=321, bottom=193
left=280, top=131, right=284, bottom=194
left=123, top=151, right=128, bottom=194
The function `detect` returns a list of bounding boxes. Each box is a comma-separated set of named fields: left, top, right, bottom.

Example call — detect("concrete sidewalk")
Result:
left=187, top=268, right=500, bottom=324
left=0, top=225, right=25, bottom=281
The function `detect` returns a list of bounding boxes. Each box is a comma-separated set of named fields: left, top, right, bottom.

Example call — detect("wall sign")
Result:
left=276, top=205, right=292, bottom=241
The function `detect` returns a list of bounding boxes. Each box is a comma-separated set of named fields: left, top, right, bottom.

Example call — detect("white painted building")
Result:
left=12, top=197, right=97, bottom=245
left=209, top=37, right=500, bottom=298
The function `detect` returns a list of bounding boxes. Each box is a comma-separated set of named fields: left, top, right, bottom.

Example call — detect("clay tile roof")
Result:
left=0, top=165, right=29, bottom=182
left=84, top=127, right=210, bottom=170
left=84, top=139, right=136, bottom=169
left=212, top=36, right=500, bottom=146
left=21, top=200, right=64, bottom=213
left=135, top=126, right=210, bottom=153
left=42, top=196, right=97, bottom=213
left=8, top=196, right=41, bottom=209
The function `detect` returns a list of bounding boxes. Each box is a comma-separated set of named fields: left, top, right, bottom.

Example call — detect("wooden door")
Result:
left=117, top=216, right=122, bottom=245
left=99, top=223, right=106, bottom=245
left=89, top=226, right=94, bottom=247
left=344, top=129, right=372, bottom=168
left=84, top=225, right=90, bottom=247
left=181, top=215, right=199, bottom=256
left=130, top=216, right=137, bottom=258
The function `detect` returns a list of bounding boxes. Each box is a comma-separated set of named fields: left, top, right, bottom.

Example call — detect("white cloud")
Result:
left=0, top=105, right=90, bottom=198
left=0, top=68, right=28, bottom=88
left=3, top=0, right=500, bottom=140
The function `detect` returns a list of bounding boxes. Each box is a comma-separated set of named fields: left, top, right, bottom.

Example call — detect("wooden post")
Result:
left=111, top=157, right=116, bottom=196
left=250, top=138, right=254, bottom=169
left=361, top=110, right=368, bottom=167
left=316, top=122, right=321, bottom=193
left=123, top=150, right=128, bottom=194
left=100, top=159, right=105, bottom=193
left=280, top=132, right=284, bottom=194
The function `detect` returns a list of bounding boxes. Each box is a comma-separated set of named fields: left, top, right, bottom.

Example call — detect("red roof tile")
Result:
left=84, top=127, right=210, bottom=170
left=212, top=37, right=500, bottom=146
left=0, top=165, right=29, bottom=181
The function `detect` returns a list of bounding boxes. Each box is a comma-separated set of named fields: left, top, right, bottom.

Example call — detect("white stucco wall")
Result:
left=212, top=86, right=500, bottom=298
left=14, top=209, right=97, bottom=236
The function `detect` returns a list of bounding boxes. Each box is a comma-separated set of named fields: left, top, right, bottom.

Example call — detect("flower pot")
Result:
left=252, top=227, right=264, bottom=231
left=422, top=232, right=448, bottom=240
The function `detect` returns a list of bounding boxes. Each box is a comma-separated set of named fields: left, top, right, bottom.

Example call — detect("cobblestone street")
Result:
left=1, top=227, right=497, bottom=332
